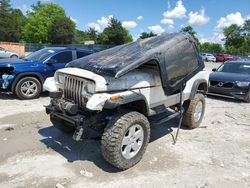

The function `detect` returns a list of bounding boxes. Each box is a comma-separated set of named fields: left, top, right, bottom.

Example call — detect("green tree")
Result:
left=139, top=32, right=157, bottom=39
left=200, top=42, right=224, bottom=53
left=48, top=16, right=75, bottom=44
left=86, top=27, right=99, bottom=43
left=23, top=3, right=65, bottom=43
left=0, top=0, right=12, bottom=41
left=100, top=17, right=133, bottom=45
left=242, top=19, right=250, bottom=54
left=180, top=25, right=200, bottom=46
left=0, top=1, right=26, bottom=42
left=8, top=9, right=27, bottom=42
left=74, top=30, right=90, bottom=44
left=223, top=24, right=244, bottom=54
left=26, top=1, right=45, bottom=17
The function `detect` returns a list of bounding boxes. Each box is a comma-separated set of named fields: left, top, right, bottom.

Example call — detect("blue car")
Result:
left=0, top=47, right=95, bottom=99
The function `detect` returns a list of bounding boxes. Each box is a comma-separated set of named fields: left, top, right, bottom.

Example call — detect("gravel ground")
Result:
left=0, top=62, right=249, bottom=188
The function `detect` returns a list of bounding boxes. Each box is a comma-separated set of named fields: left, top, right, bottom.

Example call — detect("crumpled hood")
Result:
left=209, top=72, right=250, bottom=82
left=56, top=67, right=161, bottom=92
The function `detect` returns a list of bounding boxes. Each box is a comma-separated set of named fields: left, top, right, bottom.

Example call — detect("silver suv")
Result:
left=44, top=33, right=209, bottom=170
left=0, top=47, right=19, bottom=59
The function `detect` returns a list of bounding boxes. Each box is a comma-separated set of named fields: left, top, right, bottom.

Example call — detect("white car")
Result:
left=200, top=53, right=216, bottom=62
left=0, top=47, right=19, bottom=59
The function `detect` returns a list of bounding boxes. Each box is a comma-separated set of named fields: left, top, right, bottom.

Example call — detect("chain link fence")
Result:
left=24, top=43, right=114, bottom=53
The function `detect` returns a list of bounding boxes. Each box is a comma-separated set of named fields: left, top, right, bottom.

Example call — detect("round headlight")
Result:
left=57, top=74, right=65, bottom=84
left=86, top=83, right=95, bottom=94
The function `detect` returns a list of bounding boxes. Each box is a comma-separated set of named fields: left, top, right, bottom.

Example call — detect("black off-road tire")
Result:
left=15, top=77, right=42, bottom=100
left=182, top=93, right=205, bottom=129
left=10, top=55, right=18, bottom=58
left=50, top=115, right=75, bottom=134
left=101, top=111, right=150, bottom=170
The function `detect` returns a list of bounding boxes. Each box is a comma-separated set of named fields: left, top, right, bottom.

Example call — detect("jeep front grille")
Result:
left=64, top=76, right=85, bottom=107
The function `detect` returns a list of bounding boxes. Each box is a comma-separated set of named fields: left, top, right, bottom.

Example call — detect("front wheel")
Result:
left=182, top=93, right=206, bottom=129
left=15, top=77, right=42, bottom=99
left=101, top=111, right=150, bottom=170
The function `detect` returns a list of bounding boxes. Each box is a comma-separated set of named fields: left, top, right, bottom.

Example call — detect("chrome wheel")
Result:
left=194, top=101, right=203, bottom=122
left=121, top=124, right=144, bottom=159
left=20, top=81, right=38, bottom=97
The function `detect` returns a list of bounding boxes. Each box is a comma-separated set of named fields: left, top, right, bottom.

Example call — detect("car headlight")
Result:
left=236, top=81, right=250, bottom=87
left=86, top=83, right=95, bottom=94
left=82, top=82, right=95, bottom=95
left=55, top=73, right=65, bottom=85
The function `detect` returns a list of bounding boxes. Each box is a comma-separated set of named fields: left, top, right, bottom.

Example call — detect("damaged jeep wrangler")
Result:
left=45, top=33, right=209, bottom=170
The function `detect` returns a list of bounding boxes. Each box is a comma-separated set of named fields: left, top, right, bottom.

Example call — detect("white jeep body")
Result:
left=45, top=66, right=209, bottom=114
left=45, top=33, right=209, bottom=170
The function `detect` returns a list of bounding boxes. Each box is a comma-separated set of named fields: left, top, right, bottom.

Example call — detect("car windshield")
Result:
left=24, top=48, right=55, bottom=61
left=217, top=63, right=250, bottom=75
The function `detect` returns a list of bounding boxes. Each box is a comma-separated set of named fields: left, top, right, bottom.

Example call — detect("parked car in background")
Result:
left=216, top=54, right=237, bottom=62
left=208, top=61, right=250, bottom=102
left=200, top=53, right=216, bottom=62
left=0, top=47, right=96, bottom=99
left=0, top=47, right=19, bottom=59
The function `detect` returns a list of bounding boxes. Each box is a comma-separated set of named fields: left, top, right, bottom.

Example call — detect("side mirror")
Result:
left=212, top=68, right=217, bottom=72
left=46, top=59, right=57, bottom=64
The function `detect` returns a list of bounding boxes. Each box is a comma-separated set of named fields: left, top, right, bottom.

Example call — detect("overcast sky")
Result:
left=11, top=0, right=250, bottom=43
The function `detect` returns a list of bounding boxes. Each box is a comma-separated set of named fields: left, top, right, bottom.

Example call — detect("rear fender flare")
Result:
left=189, top=79, right=208, bottom=100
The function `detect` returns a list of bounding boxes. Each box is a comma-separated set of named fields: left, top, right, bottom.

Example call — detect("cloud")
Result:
left=160, top=18, right=174, bottom=26
left=163, top=0, right=186, bottom=19
left=86, top=22, right=101, bottom=32
left=188, top=8, right=210, bottom=25
left=148, top=25, right=165, bottom=35
left=137, top=16, right=143, bottom=20
left=122, top=21, right=137, bottom=29
left=160, top=18, right=173, bottom=25
left=97, top=15, right=113, bottom=27
left=216, top=12, right=244, bottom=29
left=17, top=4, right=31, bottom=14
left=86, top=15, right=113, bottom=32
left=198, top=32, right=225, bottom=44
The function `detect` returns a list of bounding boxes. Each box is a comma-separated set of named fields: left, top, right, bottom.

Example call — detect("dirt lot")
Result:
left=0, top=62, right=250, bottom=188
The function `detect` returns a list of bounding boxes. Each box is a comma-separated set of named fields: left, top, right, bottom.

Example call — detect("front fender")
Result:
left=86, top=91, right=149, bottom=114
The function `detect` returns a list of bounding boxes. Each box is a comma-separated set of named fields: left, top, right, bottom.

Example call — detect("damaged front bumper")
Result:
left=45, top=94, right=111, bottom=141
left=208, top=86, right=249, bottom=101
left=0, top=74, right=15, bottom=92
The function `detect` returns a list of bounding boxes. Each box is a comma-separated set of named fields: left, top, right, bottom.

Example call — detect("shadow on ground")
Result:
left=38, top=111, right=184, bottom=172
left=0, top=92, right=49, bottom=100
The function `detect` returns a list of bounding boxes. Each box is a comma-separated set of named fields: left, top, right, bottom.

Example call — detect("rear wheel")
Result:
left=101, top=111, right=150, bottom=170
left=10, top=55, right=18, bottom=58
left=15, top=77, right=41, bottom=99
left=182, top=93, right=206, bottom=129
